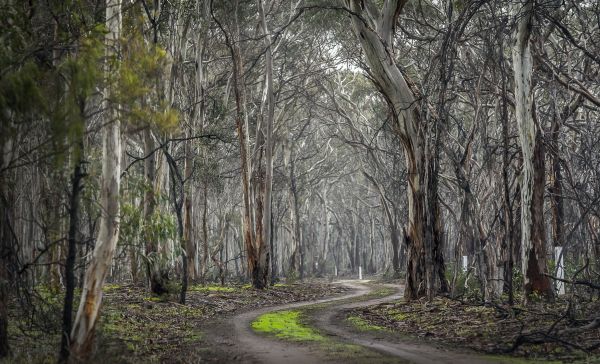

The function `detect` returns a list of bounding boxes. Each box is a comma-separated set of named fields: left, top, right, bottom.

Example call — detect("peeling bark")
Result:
left=69, top=0, right=122, bottom=359
left=347, top=0, right=446, bottom=300
left=511, top=0, right=552, bottom=299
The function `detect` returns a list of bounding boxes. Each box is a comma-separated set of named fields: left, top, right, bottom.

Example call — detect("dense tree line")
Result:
left=1, top=0, right=599, bottom=361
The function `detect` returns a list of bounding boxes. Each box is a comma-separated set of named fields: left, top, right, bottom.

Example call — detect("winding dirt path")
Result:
left=206, top=281, right=501, bottom=363
left=312, top=282, right=495, bottom=364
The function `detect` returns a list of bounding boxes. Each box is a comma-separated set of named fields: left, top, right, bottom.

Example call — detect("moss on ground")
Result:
left=103, top=283, right=121, bottom=292
left=252, top=310, right=325, bottom=341
left=6, top=282, right=350, bottom=363
left=369, top=286, right=397, bottom=298
left=347, top=315, right=388, bottom=332
left=189, top=284, right=236, bottom=293
left=251, top=308, right=401, bottom=363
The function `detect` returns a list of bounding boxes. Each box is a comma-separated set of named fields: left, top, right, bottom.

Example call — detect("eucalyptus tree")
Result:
left=511, top=0, right=553, bottom=299
left=343, top=0, right=449, bottom=300
left=69, top=0, right=122, bottom=358
left=210, top=0, right=280, bottom=288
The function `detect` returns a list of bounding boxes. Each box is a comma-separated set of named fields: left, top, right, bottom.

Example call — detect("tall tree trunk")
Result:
left=286, top=147, right=302, bottom=277
left=499, top=38, right=516, bottom=305
left=215, top=0, right=256, bottom=287
left=512, top=0, right=552, bottom=299
left=143, top=129, right=168, bottom=295
left=347, top=0, right=446, bottom=300
left=244, top=0, right=275, bottom=288
left=142, top=0, right=170, bottom=295
left=183, top=131, right=196, bottom=283
left=316, top=187, right=330, bottom=275
left=549, top=95, right=581, bottom=294
left=0, top=141, right=13, bottom=358
left=549, top=115, right=564, bottom=250
left=270, top=212, right=278, bottom=283
left=59, top=145, right=84, bottom=363
left=201, top=181, right=209, bottom=283
left=0, top=200, right=9, bottom=359
left=70, top=1, right=122, bottom=357
left=213, top=0, right=274, bottom=289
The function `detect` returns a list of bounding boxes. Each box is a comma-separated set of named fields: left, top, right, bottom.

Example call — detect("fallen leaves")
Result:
left=348, top=296, right=600, bottom=362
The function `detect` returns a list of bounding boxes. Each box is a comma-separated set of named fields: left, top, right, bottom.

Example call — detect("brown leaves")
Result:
left=349, top=296, right=600, bottom=361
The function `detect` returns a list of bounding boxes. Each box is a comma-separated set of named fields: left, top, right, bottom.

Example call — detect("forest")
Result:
left=1, top=0, right=599, bottom=363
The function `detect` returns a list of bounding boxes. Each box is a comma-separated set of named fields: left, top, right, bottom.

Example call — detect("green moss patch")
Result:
left=189, top=284, right=236, bottom=293
left=251, top=310, right=325, bottom=341
left=103, top=283, right=121, bottom=292
left=252, top=309, right=398, bottom=363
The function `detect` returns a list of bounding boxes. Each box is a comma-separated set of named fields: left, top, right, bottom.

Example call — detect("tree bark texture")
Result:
left=59, top=152, right=84, bottom=362
left=69, top=0, right=122, bottom=359
left=511, top=0, right=552, bottom=299
left=347, top=0, right=446, bottom=300
left=143, top=129, right=169, bottom=295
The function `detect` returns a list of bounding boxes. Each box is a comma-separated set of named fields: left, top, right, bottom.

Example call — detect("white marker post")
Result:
left=359, top=266, right=363, bottom=280
left=462, top=256, right=468, bottom=272
left=555, top=246, right=565, bottom=295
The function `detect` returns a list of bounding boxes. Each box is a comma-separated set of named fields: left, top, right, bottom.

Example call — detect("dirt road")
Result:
left=205, top=281, right=505, bottom=363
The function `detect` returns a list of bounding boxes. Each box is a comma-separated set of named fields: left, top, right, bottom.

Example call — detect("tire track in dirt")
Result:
left=208, top=281, right=502, bottom=363
left=310, top=282, right=498, bottom=364
left=207, top=280, right=370, bottom=363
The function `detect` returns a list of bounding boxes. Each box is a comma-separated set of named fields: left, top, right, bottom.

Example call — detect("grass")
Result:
left=251, top=310, right=326, bottom=341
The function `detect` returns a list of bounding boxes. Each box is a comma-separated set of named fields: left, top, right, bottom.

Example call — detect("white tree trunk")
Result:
left=512, top=0, right=552, bottom=299
left=69, top=0, right=121, bottom=358
left=555, top=246, right=565, bottom=295
left=512, top=0, right=536, bottom=294
left=346, top=0, right=446, bottom=300
left=259, top=0, right=275, bottom=285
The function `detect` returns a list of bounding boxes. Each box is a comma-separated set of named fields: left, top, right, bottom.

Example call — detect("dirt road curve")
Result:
left=312, top=282, right=495, bottom=364
left=206, top=281, right=502, bottom=363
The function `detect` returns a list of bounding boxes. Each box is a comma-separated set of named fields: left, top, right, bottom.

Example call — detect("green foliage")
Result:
left=120, top=201, right=176, bottom=249
left=286, top=269, right=299, bottom=284
left=512, top=267, right=524, bottom=293
left=447, top=264, right=483, bottom=300
left=120, top=175, right=176, bottom=253
left=1, top=14, right=109, bottom=167
left=146, top=209, right=177, bottom=244
left=120, top=202, right=144, bottom=245
left=117, top=16, right=179, bottom=132
left=51, top=26, right=105, bottom=156
left=0, top=62, right=43, bottom=121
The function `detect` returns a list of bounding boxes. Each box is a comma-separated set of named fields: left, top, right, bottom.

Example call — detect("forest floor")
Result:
left=5, top=279, right=600, bottom=363
left=346, top=290, right=600, bottom=363
left=5, top=280, right=349, bottom=363
left=203, top=280, right=600, bottom=363
left=205, top=280, right=501, bottom=363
